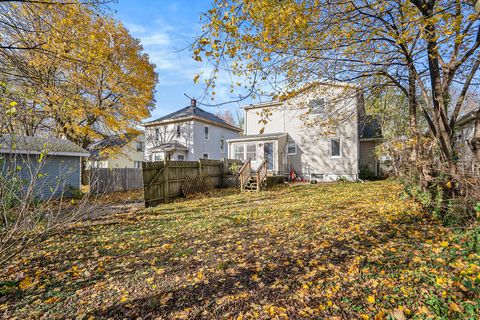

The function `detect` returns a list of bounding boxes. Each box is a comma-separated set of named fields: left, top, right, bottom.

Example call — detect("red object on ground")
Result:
left=289, top=167, right=296, bottom=181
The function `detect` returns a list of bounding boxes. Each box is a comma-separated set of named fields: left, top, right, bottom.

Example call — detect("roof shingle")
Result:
left=0, top=135, right=90, bottom=156
left=144, top=105, right=241, bottom=131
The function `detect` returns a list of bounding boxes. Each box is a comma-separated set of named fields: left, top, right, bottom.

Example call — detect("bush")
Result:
left=359, top=166, right=377, bottom=180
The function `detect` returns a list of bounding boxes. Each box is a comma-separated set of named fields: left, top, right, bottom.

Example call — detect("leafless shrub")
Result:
left=0, top=144, right=103, bottom=267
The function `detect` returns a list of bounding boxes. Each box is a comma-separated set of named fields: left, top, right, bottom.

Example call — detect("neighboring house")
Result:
left=0, top=135, right=90, bottom=199
left=227, top=82, right=382, bottom=181
left=454, top=109, right=479, bottom=167
left=87, top=133, right=145, bottom=169
left=143, top=99, right=242, bottom=161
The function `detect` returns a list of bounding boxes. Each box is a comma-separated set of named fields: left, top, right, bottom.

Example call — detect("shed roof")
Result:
left=227, top=132, right=287, bottom=142
left=0, top=135, right=90, bottom=157
left=144, top=105, right=242, bottom=132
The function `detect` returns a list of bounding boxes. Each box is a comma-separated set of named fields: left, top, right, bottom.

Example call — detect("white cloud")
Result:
left=139, top=32, right=172, bottom=47
left=124, top=22, right=147, bottom=35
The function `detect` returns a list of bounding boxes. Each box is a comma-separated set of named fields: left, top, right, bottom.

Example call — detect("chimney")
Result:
left=191, top=98, right=197, bottom=108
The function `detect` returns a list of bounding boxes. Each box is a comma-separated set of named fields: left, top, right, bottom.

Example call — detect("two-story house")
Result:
left=454, top=108, right=480, bottom=174
left=143, top=99, right=242, bottom=161
left=227, top=82, right=382, bottom=181
left=87, top=133, right=146, bottom=169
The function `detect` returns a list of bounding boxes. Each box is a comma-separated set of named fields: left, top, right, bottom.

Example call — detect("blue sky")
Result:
left=112, top=0, right=244, bottom=122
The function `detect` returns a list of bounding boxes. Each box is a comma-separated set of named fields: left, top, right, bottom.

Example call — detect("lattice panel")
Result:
left=181, top=173, right=214, bottom=197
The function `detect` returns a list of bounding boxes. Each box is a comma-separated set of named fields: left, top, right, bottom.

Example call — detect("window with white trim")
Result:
left=220, top=138, right=225, bottom=152
left=202, top=153, right=209, bottom=159
left=136, top=141, right=144, bottom=152
left=176, top=125, right=181, bottom=138
left=204, top=125, right=209, bottom=140
left=246, top=143, right=257, bottom=161
left=154, top=153, right=162, bottom=161
left=155, top=128, right=160, bottom=140
left=309, top=97, right=326, bottom=114
left=134, top=161, right=142, bottom=169
left=287, top=142, right=297, bottom=155
left=234, top=144, right=245, bottom=161
left=177, top=155, right=185, bottom=161
left=331, top=139, right=341, bottom=157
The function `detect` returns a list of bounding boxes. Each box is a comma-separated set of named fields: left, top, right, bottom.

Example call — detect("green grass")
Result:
left=0, top=181, right=478, bottom=319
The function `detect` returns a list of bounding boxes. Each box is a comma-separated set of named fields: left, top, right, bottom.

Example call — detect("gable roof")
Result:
left=359, top=115, right=382, bottom=140
left=144, top=105, right=242, bottom=132
left=456, top=108, right=480, bottom=126
left=88, top=133, right=139, bottom=151
left=87, top=133, right=142, bottom=160
left=0, top=135, right=90, bottom=157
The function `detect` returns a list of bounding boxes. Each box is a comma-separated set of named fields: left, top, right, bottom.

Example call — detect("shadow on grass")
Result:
left=86, top=212, right=434, bottom=319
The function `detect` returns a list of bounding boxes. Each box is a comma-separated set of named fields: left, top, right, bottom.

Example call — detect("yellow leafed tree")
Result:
left=1, top=1, right=157, bottom=148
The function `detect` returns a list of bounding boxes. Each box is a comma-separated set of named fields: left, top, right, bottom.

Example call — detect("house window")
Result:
left=287, top=142, right=297, bottom=155
left=331, top=139, right=341, bottom=157
left=155, top=128, right=160, bottom=140
left=177, top=155, right=185, bottom=161
left=234, top=144, right=245, bottom=161
left=246, top=143, right=256, bottom=161
left=154, top=153, right=162, bottom=161
left=220, top=138, right=225, bottom=152
left=136, top=141, right=144, bottom=152
left=134, top=161, right=142, bottom=169
left=202, top=153, right=209, bottom=159
left=176, top=125, right=181, bottom=138
left=204, top=126, right=209, bottom=140
left=309, top=97, right=326, bottom=114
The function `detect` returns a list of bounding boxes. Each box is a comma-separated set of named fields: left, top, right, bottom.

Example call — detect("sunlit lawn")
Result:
left=1, top=181, right=479, bottom=319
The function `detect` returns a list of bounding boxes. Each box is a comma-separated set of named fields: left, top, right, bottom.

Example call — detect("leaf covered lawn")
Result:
left=1, top=181, right=479, bottom=319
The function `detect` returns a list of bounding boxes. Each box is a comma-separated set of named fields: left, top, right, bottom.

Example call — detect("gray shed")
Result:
left=0, top=135, right=90, bottom=199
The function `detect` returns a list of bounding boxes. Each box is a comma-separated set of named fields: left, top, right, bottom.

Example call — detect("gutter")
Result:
left=143, top=116, right=242, bottom=132
left=0, top=149, right=90, bottom=157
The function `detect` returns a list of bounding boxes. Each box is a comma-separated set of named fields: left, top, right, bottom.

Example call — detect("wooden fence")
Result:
left=89, top=168, right=143, bottom=194
left=142, top=159, right=240, bottom=208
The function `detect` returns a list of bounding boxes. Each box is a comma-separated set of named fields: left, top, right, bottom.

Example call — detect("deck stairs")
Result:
left=243, top=174, right=267, bottom=192
left=238, top=159, right=268, bottom=192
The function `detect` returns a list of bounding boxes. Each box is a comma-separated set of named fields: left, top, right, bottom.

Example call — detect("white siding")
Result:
left=145, top=121, right=194, bottom=161
left=192, top=120, right=239, bottom=160
left=106, top=135, right=146, bottom=168
left=145, top=119, right=240, bottom=161
left=244, top=85, right=360, bottom=180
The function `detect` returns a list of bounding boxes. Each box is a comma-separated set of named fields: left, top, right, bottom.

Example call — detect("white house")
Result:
left=227, top=82, right=382, bottom=181
left=454, top=109, right=480, bottom=175
left=143, top=99, right=242, bottom=161
left=87, top=133, right=145, bottom=169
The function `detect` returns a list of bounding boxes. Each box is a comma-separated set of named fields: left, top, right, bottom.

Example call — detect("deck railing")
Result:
left=238, top=159, right=252, bottom=192
left=256, top=160, right=268, bottom=191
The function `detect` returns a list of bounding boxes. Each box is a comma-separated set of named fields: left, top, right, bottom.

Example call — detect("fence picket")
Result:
left=142, top=159, right=241, bottom=208
left=89, top=168, right=143, bottom=194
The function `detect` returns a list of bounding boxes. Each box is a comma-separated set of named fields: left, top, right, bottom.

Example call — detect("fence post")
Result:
left=164, top=158, right=169, bottom=203
left=198, top=159, right=202, bottom=175
left=220, top=157, right=225, bottom=178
